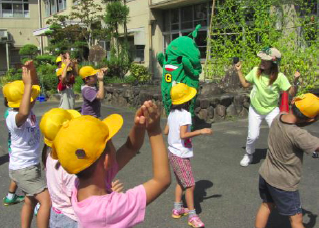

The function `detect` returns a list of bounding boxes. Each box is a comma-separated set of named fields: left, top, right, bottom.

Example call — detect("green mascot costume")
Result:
left=157, top=25, right=202, bottom=116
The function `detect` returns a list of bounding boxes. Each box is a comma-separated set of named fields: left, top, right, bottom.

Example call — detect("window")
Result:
left=0, top=0, right=29, bottom=18
left=162, top=2, right=210, bottom=59
left=44, top=0, right=66, bottom=17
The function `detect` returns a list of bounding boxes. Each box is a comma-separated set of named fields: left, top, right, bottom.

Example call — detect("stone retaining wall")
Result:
left=104, top=83, right=251, bottom=123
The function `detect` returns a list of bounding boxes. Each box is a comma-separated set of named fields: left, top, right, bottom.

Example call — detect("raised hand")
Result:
left=142, top=100, right=161, bottom=133
left=294, top=71, right=301, bottom=80
left=22, top=64, right=32, bottom=86
left=235, top=62, right=242, bottom=71
left=134, top=106, right=146, bottom=128
left=111, top=179, right=124, bottom=193
left=97, top=70, right=104, bottom=81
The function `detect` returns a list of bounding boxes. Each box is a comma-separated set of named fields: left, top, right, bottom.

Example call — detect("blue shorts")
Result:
left=259, top=176, right=302, bottom=216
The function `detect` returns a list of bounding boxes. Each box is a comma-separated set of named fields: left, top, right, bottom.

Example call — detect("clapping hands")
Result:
left=134, top=100, right=161, bottom=133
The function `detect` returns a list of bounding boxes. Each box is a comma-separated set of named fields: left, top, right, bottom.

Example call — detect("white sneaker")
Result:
left=240, top=154, right=252, bottom=167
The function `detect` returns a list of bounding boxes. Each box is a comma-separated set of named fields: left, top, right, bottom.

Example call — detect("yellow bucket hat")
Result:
left=56, top=56, right=62, bottom=63
left=3, top=80, right=40, bottom=108
left=56, top=64, right=72, bottom=77
left=170, top=83, right=197, bottom=105
left=294, top=93, right=319, bottom=118
left=79, top=66, right=99, bottom=79
left=40, top=108, right=81, bottom=149
left=52, top=114, right=123, bottom=174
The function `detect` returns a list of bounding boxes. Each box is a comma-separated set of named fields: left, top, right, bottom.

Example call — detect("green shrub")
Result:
left=35, top=55, right=56, bottom=65
left=130, top=64, right=151, bottom=83
left=0, top=68, right=22, bottom=86
left=19, top=44, right=38, bottom=58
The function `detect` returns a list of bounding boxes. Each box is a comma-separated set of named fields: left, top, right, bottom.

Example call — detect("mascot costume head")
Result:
left=157, top=25, right=202, bottom=116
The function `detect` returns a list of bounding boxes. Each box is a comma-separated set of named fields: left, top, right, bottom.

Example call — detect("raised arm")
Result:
left=235, top=62, right=251, bottom=88
left=142, top=101, right=171, bottom=205
left=288, top=71, right=300, bottom=97
left=96, top=69, right=106, bottom=100
left=61, top=58, right=71, bottom=84
left=116, top=104, right=146, bottom=171
left=15, top=61, right=34, bottom=127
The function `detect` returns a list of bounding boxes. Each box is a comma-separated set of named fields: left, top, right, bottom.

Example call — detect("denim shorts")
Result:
left=259, top=175, right=302, bottom=216
left=50, top=208, right=78, bottom=228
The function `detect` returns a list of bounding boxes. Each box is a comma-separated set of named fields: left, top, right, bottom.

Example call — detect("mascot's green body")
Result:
left=157, top=25, right=202, bottom=116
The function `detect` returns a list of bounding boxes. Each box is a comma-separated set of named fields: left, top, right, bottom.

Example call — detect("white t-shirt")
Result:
left=167, top=109, right=193, bottom=158
left=6, top=110, right=40, bottom=170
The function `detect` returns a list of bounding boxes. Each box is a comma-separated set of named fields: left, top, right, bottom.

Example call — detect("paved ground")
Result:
left=0, top=99, right=318, bottom=228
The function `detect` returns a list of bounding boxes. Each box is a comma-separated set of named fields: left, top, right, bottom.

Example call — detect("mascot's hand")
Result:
left=157, top=53, right=164, bottom=67
left=182, top=57, right=201, bottom=79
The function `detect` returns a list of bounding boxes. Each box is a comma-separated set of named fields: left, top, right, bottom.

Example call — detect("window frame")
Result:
left=0, top=0, right=30, bottom=18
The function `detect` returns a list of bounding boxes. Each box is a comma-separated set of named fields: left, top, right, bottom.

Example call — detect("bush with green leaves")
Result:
left=130, top=64, right=150, bottom=83
left=19, top=44, right=38, bottom=59
left=205, top=0, right=319, bottom=93
left=0, top=68, right=22, bottom=86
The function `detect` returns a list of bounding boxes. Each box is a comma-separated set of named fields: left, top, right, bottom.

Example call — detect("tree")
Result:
left=70, top=0, right=104, bottom=49
left=19, top=44, right=38, bottom=59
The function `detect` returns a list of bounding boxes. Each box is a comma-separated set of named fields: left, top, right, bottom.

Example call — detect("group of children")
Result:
left=2, top=48, right=319, bottom=228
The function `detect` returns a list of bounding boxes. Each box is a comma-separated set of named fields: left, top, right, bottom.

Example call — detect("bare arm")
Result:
left=61, top=60, right=71, bottom=84
left=15, top=62, right=33, bottom=127
left=180, top=125, right=212, bottom=140
left=96, top=70, right=106, bottom=100
left=163, top=124, right=169, bottom=135
left=142, top=101, right=171, bottom=205
left=235, top=62, right=251, bottom=88
left=116, top=106, right=146, bottom=171
left=288, top=71, right=301, bottom=97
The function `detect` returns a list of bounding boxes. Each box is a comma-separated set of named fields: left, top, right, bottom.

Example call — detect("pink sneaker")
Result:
left=188, top=215, right=205, bottom=228
left=171, top=207, right=189, bottom=219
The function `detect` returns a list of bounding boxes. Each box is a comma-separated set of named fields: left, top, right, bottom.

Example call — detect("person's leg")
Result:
left=34, top=189, right=51, bottom=228
left=4, top=180, right=24, bottom=206
left=8, top=180, right=18, bottom=193
left=265, top=107, right=280, bottom=127
left=289, top=213, right=305, bottom=228
left=21, top=195, right=36, bottom=228
left=185, top=185, right=195, bottom=211
left=255, top=202, right=275, bottom=228
left=174, top=182, right=183, bottom=203
left=241, top=106, right=263, bottom=166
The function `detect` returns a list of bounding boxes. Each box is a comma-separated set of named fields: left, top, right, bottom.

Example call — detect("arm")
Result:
left=180, top=125, right=212, bottom=140
left=235, top=62, right=251, bottom=88
left=288, top=71, right=300, bottom=97
left=163, top=124, right=169, bottom=135
left=15, top=62, right=33, bottom=127
left=61, top=59, right=71, bottom=84
left=96, top=70, right=105, bottom=100
left=116, top=106, right=146, bottom=171
left=142, top=101, right=171, bottom=205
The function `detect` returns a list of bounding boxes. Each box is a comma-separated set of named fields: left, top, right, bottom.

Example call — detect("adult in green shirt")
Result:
left=235, top=47, right=300, bottom=167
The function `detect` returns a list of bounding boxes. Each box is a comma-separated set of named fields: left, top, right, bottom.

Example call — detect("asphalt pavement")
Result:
left=0, top=99, right=318, bottom=228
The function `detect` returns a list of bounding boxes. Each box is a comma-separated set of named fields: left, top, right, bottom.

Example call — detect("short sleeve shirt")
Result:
left=6, top=110, right=40, bottom=170
left=81, top=85, right=101, bottom=118
left=72, top=184, right=146, bottom=228
left=259, top=115, right=319, bottom=191
left=167, top=109, right=193, bottom=158
left=245, top=67, right=291, bottom=115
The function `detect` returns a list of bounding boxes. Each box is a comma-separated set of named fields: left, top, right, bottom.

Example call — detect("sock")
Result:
left=6, top=192, right=15, bottom=200
left=188, top=209, right=196, bottom=218
left=174, top=202, right=182, bottom=211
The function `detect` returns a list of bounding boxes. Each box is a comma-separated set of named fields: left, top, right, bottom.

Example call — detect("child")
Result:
left=3, top=102, right=25, bottom=206
left=255, top=93, right=319, bottom=228
left=79, top=66, right=108, bottom=118
left=2, top=61, right=51, bottom=228
left=51, top=100, right=171, bottom=227
left=57, top=53, right=77, bottom=109
left=164, top=83, right=212, bottom=228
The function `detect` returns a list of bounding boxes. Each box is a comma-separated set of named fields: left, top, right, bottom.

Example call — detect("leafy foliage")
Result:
left=205, top=0, right=319, bottom=93
left=19, top=44, right=38, bottom=58
left=130, top=64, right=151, bottom=83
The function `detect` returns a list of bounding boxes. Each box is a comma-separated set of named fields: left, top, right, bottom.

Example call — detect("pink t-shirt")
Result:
left=46, top=155, right=77, bottom=221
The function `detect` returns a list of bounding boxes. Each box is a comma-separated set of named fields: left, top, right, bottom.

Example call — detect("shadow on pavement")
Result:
left=0, top=153, right=9, bottom=166
left=188, top=180, right=222, bottom=214
left=252, top=148, right=268, bottom=164
left=193, top=116, right=212, bottom=131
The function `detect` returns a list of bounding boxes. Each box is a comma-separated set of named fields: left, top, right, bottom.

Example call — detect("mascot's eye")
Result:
left=177, top=56, right=182, bottom=64
left=165, top=54, right=168, bottom=62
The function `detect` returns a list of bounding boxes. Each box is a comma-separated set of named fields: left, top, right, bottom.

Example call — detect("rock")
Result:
left=239, top=107, right=249, bottom=118
left=220, top=94, right=234, bottom=107
left=118, top=96, right=128, bottom=107
left=209, top=97, right=220, bottom=107
left=234, top=94, right=245, bottom=113
left=215, top=104, right=226, bottom=117
left=200, top=98, right=210, bottom=109
left=200, top=83, right=224, bottom=96
left=198, top=109, right=208, bottom=121
left=123, top=89, right=134, bottom=98
left=138, top=91, right=153, bottom=105
left=226, top=104, right=237, bottom=116
left=195, top=107, right=201, bottom=114
left=207, top=106, right=214, bottom=119
left=243, top=101, right=250, bottom=109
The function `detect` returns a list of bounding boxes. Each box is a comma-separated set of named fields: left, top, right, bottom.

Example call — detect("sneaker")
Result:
left=188, top=215, right=205, bottom=228
left=172, top=207, right=189, bottom=219
left=3, top=195, right=25, bottom=206
left=240, top=154, right=253, bottom=167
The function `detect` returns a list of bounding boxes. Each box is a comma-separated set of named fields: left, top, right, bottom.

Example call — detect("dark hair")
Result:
left=291, top=104, right=310, bottom=121
left=257, top=62, right=279, bottom=85
left=42, top=144, right=61, bottom=170
left=170, top=101, right=191, bottom=112
left=4, top=97, right=8, bottom=107
left=76, top=151, right=106, bottom=180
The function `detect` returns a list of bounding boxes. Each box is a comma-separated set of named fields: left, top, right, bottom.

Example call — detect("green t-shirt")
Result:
left=245, top=67, right=291, bottom=115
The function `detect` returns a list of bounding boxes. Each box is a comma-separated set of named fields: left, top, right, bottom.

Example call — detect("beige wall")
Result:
left=0, top=0, right=41, bottom=48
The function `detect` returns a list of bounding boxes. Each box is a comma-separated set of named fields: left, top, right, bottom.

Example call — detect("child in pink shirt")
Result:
left=51, top=100, right=171, bottom=228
